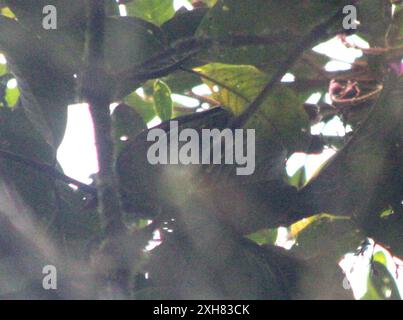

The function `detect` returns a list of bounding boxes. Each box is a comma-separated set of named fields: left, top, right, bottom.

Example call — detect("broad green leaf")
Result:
left=153, top=80, right=173, bottom=121
left=124, top=91, right=156, bottom=123
left=126, top=0, right=175, bottom=26
left=196, top=63, right=310, bottom=151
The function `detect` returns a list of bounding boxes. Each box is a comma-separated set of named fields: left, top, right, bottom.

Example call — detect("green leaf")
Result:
left=373, top=251, right=388, bottom=266
left=126, top=0, right=175, bottom=26
left=0, top=6, right=16, bottom=18
left=0, top=62, right=6, bottom=76
left=124, top=91, right=156, bottom=123
left=246, top=228, right=278, bottom=245
left=379, top=206, right=394, bottom=218
left=161, top=8, right=207, bottom=43
left=362, top=260, right=401, bottom=300
left=50, top=183, right=101, bottom=259
left=153, top=80, right=173, bottom=121
left=196, top=63, right=310, bottom=151
left=288, top=166, right=307, bottom=189
left=195, top=0, right=348, bottom=72
left=362, top=277, right=383, bottom=300
left=0, top=107, right=56, bottom=222
left=203, top=0, right=218, bottom=7
left=0, top=14, right=85, bottom=148
left=105, top=17, right=164, bottom=76
left=5, top=86, right=19, bottom=107
left=112, top=103, right=147, bottom=155
left=162, top=70, right=202, bottom=94
left=291, top=216, right=361, bottom=258
left=370, top=251, right=402, bottom=300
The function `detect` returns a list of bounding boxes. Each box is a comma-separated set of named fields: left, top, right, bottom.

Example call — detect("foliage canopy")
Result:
left=0, top=0, right=401, bottom=299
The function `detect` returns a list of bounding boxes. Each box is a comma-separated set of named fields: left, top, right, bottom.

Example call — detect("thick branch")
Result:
left=81, top=0, right=125, bottom=236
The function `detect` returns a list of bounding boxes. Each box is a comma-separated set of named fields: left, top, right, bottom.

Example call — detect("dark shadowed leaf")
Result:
left=126, top=0, right=175, bottom=26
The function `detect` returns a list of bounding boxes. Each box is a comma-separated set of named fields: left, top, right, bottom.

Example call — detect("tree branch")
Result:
left=0, top=149, right=97, bottom=196
left=80, top=0, right=130, bottom=298
left=81, top=0, right=125, bottom=236
left=113, top=32, right=295, bottom=98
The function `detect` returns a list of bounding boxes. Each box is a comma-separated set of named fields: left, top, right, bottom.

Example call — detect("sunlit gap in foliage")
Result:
left=174, top=0, right=193, bottom=11
left=57, top=103, right=98, bottom=184
left=0, top=53, right=6, bottom=64
left=284, top=34, right=363, bottom=179
left=313, top=35, right=368, bottom=70
left=118, top=3, right=127, bottom=16
left=6, top=78, right=17, bottom=89
left=281, top=35, right=387, bottom=299
left=281, top=73, right=295, bottom=83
